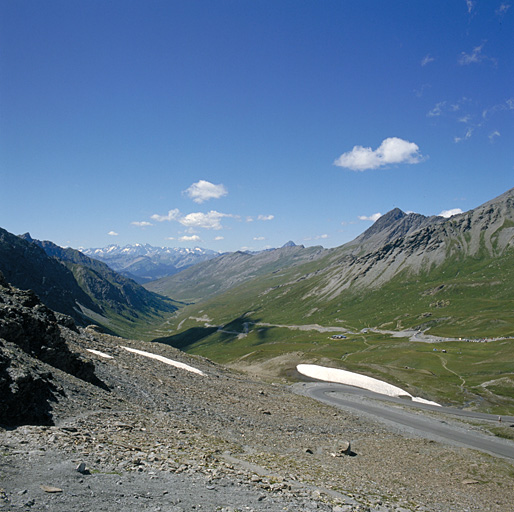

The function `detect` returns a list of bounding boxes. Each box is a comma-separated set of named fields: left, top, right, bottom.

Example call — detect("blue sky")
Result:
left=1, top=1, right=512, bottom=252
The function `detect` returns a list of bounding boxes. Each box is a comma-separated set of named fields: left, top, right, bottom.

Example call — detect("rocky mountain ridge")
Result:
left=312, top=186, right=514, bottom=299
left=156, top=187, right=514, bottom=343
left=0, top=230, right=177, bottom=333
left=82, top=243, right=220, bottom=284
left=146, top=243, right=326, bottom=303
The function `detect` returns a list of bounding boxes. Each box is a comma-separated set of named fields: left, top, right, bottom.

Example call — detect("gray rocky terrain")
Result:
left=1, top=274, right=513, bottom=511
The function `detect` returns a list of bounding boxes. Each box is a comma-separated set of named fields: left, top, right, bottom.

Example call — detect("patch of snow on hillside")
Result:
left=86, top=349, right=114, bottom=359
left=297, top=364, right=440, bottom=406
left=122, top=346, right=206, bottom=376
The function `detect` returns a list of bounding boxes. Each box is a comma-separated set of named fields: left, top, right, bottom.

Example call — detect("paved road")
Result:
left=297, top=382, right=514, bottom=460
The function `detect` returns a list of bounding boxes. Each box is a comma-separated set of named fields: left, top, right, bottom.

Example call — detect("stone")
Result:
left=40, top=485, right=63, bottom=493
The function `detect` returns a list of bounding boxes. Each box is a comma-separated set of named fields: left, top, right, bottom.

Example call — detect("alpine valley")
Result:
left=1, top=188, right=514, bottom=512
left=146, top=186, right=514, bottom=412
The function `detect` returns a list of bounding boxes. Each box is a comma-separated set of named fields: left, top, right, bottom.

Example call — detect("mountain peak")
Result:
left=19, top=232, right=34, bottom=243
left=282, top=240, right=297, bottom=248
left=352, top=207, right=441, bottom=252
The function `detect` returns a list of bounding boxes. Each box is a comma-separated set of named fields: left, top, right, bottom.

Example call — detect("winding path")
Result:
left=296, top=382, right=514, bottom=460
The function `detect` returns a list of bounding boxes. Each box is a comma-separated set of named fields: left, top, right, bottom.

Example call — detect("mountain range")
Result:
left=0, top=230, right=177, bottom=335
left=149, top=186, right=514, bottom=341
left=82, top=244, right=219, bottom=284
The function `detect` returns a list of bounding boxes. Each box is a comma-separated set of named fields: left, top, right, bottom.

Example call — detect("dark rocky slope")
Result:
left=0, top=228, right=177, bottom=330
left=0, top=272, right=106, bottom=426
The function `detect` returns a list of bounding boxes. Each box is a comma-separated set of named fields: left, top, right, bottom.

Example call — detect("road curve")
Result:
left=296, top=382, right=514, bottom=460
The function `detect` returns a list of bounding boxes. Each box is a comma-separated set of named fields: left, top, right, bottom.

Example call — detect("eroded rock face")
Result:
left=0, top=272, right=105, bottom=426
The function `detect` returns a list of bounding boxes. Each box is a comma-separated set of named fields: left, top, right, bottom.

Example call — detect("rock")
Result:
left=461, top=479, right=480, bottom=485
left=40, top=485, right=62, bottom=493
left=330, top=441, right=352, bottom=457
left=76, top=462, right=89, bottom=474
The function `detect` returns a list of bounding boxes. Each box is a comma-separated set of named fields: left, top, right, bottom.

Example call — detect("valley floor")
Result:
left=2, top=328, right=514, bottom=511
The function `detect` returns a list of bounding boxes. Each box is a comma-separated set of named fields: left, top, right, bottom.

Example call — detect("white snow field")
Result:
left=297, top=364, right=440, bottom=406
left=121, top=346, right=206, bottom=376
left=86, top=349, right=114, bottom=359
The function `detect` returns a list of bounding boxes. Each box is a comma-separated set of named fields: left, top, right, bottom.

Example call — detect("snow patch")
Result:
left=121, top=346, right=206, bottom=376
left=297, top=364, right=440, bottom=406
left=86, top=349, right=114, bottom=359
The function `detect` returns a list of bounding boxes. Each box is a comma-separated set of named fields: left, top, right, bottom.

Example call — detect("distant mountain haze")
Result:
left=82, top=244, right=220, bottom=284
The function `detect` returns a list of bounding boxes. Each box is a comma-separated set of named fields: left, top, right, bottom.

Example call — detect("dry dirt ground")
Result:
left=2, top=326, right=514, bottom=512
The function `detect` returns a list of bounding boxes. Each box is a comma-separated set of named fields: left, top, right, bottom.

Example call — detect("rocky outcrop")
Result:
left=0, top=272, right=106, bottom=426
left=307, top=187, right=514, bottom=300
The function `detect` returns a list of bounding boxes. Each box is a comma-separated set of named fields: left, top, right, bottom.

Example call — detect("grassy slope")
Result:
left=144, top=242, right=514, bottom=413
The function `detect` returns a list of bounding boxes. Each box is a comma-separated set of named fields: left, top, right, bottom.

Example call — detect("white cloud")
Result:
left=108, top=231, right=119, bottom=236
left=184, top=180, right=228, bottom=203
left=489, top=130, right=501, bottom=142
left=180, top=235, right=201, bottom=242
left=253, top=236, right=265, bottom=241
left=421, top=54, right=435, bottom=66
left=427, top=101, right=446, bottom=117
left=482, top=98, right=514, bottom=119
left=151, top=208, right=235, bottom=230
left=454, top=127, right=474, bottom=143
left=466, top=0, right=475, bottom=14
left=179, top=210, right=234, bottom=230
left=257, top=214, right=274, bottom=221
left=214, top=236, right=224, bottom=241
left=151, top=209, right=180, bottom=222
left=246, top=216, right=254, bottom=222
left=358, top=213, right=382, bottom=222
left=458, top=43, right=495, bottom=66
left=131, top=221, right=153, bottom=227
left=334, top=137, right=423, bottom=171
left=438, top=208, right=463, bottom=218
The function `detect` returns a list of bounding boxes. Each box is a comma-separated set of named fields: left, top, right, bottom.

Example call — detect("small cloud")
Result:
left=466, top=0, right=475, bottom=14
left=438, top=208, right=463, bottom=218
left=131, top=221, right=153, bottom=227
left=482, top=98, right=514, bottom=118
left=334, top=137, right=424, bottom=171
left=151, top=208, right=235, bottom=230
left=257, top=214, right=274, bottom=221
left=458, top=115, right=471, bottom=123
left=421, top=54, right=435, bottom=66
left=180, top=211, right=235, bottom=230
left=496, top=3, right=510, bottom=16
left=415, top=83, right=431, bottom=98
left=458, top=42, right=495, bottom=66
left=214, top=236, right=224, bottom=241
left=489, top=130, right=501, bottom=142
left=358, top=213, right=382, bottom=222
left=166, top=237, right=176, bottom=241
left=184, top=180, right=228, bottom=203
left=454, top=127, right=474, bottom=143
left=246, top=216, right=254, bottom=222
left=180, top=235, right=201, bottom=242
left=108, top=231, right=119, bottom=236
left=427, top=101, right=446, bottom=117
left=306, top=234, right=330, bottom=241
left=253, top=236, right=265, bottom=241
left=151, top=209, right=180, bottom=222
